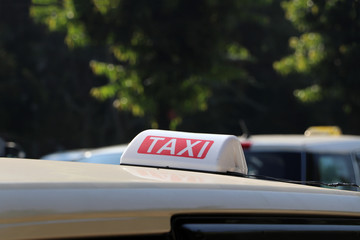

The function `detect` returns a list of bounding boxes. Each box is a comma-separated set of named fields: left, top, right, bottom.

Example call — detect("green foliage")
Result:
left=31, top=0, right=272, bottom=129
left=31, top=0, right=90, bottom=48
left=90, top=60, right=147, bottom=116
left=275, top=0, right=360, bottom=132
left=281, top=0, right=318, bottom=32
left=227, top=43, right=253, bottom=62
left=294, top=84, right=322, bottom=103
left=274, top=33, right=325, bottom=74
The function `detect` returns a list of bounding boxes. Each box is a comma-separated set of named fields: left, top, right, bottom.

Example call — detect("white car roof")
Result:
left=1, top=157, right=360, bottom=239
left=241, top=134, right=360, bottom=153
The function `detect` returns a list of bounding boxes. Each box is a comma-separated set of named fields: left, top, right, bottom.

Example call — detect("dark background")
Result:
left=1, top=0, right=359, bottom=158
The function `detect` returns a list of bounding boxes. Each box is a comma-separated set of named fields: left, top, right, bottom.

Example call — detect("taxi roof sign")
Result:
left=304, top=126, right=342, bottom=136
left=120, top=129, right=248, bottom=175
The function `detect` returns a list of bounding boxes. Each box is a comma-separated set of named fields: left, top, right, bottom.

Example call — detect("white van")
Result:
left=240, top=127, right=360, bottom=191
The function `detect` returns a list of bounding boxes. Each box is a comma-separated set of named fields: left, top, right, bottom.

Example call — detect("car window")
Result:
left=307, top=153, right=356, bottom=190
left=244, top=151, right=302, bottom=181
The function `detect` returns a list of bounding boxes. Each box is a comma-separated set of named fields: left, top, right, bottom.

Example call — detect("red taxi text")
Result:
left=137, top=136, right=214, bottom=159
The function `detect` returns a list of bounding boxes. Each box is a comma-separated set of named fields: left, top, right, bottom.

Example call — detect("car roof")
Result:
left=240, top=134, right=360, bottom=153
left=1, top=157, right=360, bottom=239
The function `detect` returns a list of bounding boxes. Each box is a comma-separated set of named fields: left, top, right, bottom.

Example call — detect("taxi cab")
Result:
left=240, top=126, right=360, bottom=191
left=1, top=129, right=360, bottom=239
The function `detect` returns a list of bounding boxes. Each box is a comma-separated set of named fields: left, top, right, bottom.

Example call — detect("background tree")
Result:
left=275, top=0, right=360, bottom=133
left=6, top=0, right=352, bottom=157
left=176, top=0, right=304, bottom=134
left=31, top=0, right=295, bottom=132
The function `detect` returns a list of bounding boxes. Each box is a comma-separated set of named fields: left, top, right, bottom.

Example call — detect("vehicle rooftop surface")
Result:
left=1, top=129, right=360, bottom=239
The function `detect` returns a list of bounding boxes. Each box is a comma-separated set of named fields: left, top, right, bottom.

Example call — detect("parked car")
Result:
left=239, top=126, right=360, bottom=191
left=41, top=144, right=128, bottom=164
left=1, top=129, right=360, bottom=239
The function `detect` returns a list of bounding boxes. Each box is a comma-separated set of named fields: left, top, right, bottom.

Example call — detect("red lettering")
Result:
left=137, top=136, right=214, bottom=159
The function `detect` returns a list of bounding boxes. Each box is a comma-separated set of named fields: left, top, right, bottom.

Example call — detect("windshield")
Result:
left=244, top=151, right=302, bottom=181
left=244, top=151, right=357, bottom=190
left=306, top=153, right=356, bottom=190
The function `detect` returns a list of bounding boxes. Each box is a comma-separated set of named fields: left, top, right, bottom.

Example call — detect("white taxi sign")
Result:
left=120, top=129, right=248, bottom=174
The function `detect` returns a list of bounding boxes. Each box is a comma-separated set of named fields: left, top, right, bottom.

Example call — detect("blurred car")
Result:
left=41, top=144, right=128, bottom=165
left=0, top=137, right=26, bottom=158
left=40, top=148, right=89, bottom=162
left=1, top=129, right=360, bottom=239
left=77, top=144, right=128, bottom=164
left=239, top=126, right=360, bottom=191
